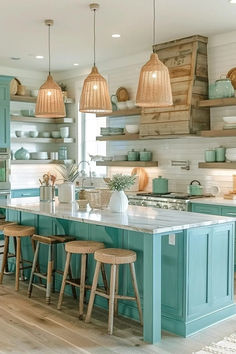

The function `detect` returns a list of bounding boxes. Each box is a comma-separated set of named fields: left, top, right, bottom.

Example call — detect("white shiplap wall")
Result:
left=105, top=32, right=236, bottom=195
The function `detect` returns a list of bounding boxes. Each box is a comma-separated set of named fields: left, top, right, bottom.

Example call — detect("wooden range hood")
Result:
left=139, top=35, right=210, bottom=138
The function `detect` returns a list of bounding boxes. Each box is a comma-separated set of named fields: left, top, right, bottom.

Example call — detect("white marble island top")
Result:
left=191, top=197, right=236, bottom=207
left=0, top=197, right=235, bottom=235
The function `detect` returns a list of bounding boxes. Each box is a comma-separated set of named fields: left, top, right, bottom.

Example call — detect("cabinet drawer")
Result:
left=191, top=203, right=221, bottom=215
left=12, top=188, right=39, bottom=198
left=221, top=206, right=236, bottom=217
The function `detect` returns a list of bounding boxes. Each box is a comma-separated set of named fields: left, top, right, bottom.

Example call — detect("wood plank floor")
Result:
left=0, top=275, right=235, bottom=354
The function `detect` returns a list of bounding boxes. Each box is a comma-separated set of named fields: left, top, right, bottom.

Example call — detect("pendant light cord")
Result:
left=93, top=8, right=96, bottom=66
left=153, top=0, right=156, bottom=52
left=48, top=24, right=51, bottom=74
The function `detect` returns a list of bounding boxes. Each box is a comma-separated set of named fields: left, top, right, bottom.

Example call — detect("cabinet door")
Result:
left=0, top=76, right=13, bottom=148
left=221, top=206, right=236, bottom=218
left=191, top=203, right=221, bottom=215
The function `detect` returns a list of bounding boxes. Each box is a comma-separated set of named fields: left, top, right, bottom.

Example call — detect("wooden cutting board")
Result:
left=131, top=167, right=148, bottom=191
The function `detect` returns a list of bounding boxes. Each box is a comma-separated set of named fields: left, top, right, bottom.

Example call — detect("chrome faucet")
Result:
left=78, top=160, right=93, bottom=186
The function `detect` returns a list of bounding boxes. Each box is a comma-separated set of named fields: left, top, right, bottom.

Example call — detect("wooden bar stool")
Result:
left=0, top=224, right=35, bottom=291
left=85, top=248, right=143, bottom=335
left=0, top=221, right=17, bottom=273
left=28, top=235, right=76, bottom=304
left=57, top=240, right=108, bottom=320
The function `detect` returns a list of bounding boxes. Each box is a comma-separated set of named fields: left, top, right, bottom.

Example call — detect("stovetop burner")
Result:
left=136, top=192, right=212, bottom=200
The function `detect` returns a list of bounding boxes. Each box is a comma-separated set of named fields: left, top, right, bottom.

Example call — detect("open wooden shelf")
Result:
left=96, top=161, right=158, bottom=167
left=96, top=134, right=139, bottom=141
left=11, top=159, right=74, bottom=165
left=199, top=162, right=236, bottom=169
left=11, top=137, right=74, bottom=144
left=201, top=129, right=236, bottom=137
left=96, top=108, right=141, bottom=118
left=10, top=95, right=75, bottom=104
left=11, top=116, right=74, bottom=124
left=198, top=97, right=236, bottom=108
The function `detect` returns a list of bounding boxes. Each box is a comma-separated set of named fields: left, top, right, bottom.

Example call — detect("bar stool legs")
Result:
left=0, top=236, right=9, bottom=284
left=85, top=248, right=143, bottom=336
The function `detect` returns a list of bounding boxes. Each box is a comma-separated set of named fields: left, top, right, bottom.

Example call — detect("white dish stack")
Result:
left=223, top=116, right=236, bottom=129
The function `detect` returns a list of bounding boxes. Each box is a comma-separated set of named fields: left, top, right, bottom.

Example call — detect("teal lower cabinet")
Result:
left=191, top=203, right=236, bottom=270
left=5, top=209, right=236, bottom=343
left=11, top=188, right=40, bottom=198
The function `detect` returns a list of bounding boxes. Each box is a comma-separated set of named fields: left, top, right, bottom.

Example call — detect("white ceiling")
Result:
left=1, top=0, right=236, bottom=72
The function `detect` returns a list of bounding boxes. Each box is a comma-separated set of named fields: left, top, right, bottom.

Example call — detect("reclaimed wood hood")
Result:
left=139, top=35, right=210, bottom=138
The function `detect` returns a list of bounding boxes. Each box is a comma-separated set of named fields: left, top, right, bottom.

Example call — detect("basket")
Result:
left=85, top=189, right=112, bottom=209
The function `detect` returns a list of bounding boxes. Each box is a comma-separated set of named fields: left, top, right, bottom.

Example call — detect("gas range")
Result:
left=128, top=192, right=213, bottom=211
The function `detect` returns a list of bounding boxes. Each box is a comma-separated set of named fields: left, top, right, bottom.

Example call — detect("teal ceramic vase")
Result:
left=14, top=147, right=30, bottom=160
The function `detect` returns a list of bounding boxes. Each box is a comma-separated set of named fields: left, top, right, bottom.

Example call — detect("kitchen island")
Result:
left=0, top=197, right=235, bottom=344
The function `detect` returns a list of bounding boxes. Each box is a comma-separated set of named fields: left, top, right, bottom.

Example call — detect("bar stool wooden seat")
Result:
left=0, top=224, right=35, bottom=291
left=85, top=248, right=143, bottom=335
left=28, top=234, right=76, bottom=304
left=0, top=221, right=17, bottom=272
left=57, top=240, right=108, bottom=320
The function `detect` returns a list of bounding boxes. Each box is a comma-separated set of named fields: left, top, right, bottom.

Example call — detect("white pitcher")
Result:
left=58, top=182, right=75, bottom=203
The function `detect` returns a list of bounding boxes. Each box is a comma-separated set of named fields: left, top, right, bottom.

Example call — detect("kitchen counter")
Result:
left=0, top=197, right=234, bottom=234
left=1, top=196, right=236, bottom=344
left=191, top=196, right=236, bottom=207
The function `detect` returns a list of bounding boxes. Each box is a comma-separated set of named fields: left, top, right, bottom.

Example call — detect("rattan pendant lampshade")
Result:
left=136, top=0, right=173, bottom=108
left=79, top=4, right=112, bottom=114
left=35, top=20, right=65, bottom=118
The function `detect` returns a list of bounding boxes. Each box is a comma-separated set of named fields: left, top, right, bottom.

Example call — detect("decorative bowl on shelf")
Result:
left=15, top=130, right=24, bottom=138
left=30, top=89, right=39, bottom=97
left=102, top=156, right=113, bottom=161
left=116, top=101, right=127, bottom=110
left=29, top=131, right=39, bottom=138
left=125, top=124, right=139, bottom=134
left=113, top=154, right=128, bottom=161
left=51, top=131, right=61, bottom=138
left=126, top=100, right=136, bottom=109
left=40, top=131, right=51, bottom=138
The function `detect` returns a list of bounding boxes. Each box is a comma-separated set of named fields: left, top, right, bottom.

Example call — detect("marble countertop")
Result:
left=191, top=197, right=236, bottom=207
left=0, top=197, right=235, bottom=234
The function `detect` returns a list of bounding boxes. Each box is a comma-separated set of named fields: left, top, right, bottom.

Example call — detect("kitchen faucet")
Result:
left=78, top=160, right=93, bottom=186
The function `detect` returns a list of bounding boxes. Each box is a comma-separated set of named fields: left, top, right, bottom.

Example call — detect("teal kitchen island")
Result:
left=0, top=197, right=235, bottom=344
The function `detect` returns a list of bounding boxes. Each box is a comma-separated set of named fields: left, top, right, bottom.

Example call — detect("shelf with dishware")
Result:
left=96, top=108, right=141, bottom=118
left=198, top=162, right=236, bottom=169
left=11, top=137, right=74, bottom=144
left=10, top=95, right=75, bottom=104
left=11, top=159, right=74, bottom=165
left=96, top=161, right=158, bottom=167
left=96, top=134, right=139, bottom=141
left=11, top=115, right=74, bottom=124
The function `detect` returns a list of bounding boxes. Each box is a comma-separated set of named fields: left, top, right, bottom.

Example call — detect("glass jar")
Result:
left=58, top=146, right=68, bottom=160
left=215, top=78, right=234, bottom=98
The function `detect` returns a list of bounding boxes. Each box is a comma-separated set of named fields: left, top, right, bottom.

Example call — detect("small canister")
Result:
left=128, top=149, right=139, bottom=161
left=40, top=186, right=55, bottom=202
left=215, top=146, right=225, bottom=162
left=205, top=149, right=216, bottom=162
left=139, top=148, right=152, bottom=161
left=152, top=176, right=168, bottom=194
left=58, top=146, right=68, bottom=160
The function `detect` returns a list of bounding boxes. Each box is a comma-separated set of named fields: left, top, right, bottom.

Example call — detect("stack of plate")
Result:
left=100, top=127, right=124, bottom=136
left=30, top=152, right=48, bottom=160
left=113, top=154, right=128, bottom=161
left=223, top=116, right=236, bottom=129
left=226, top=148, right=236, bottom=162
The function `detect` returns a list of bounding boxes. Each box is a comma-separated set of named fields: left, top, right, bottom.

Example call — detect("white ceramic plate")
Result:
left=223, top=116, right=236, bottom=124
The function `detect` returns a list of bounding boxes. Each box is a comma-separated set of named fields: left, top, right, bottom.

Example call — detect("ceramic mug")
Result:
left=60, top=127, right=69, bottom=138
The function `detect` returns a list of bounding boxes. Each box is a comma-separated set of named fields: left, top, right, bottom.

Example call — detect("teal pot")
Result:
left=215, top=78, right=234, bottom=98
left=205, top=149, right=216, bottom=162
left=128, top=149, right=140, bottom=161
left=14, top=147, right=30, bottom=160
left=188, top=180, right=203, bottom=196
left=216, top=147, right=226, bottom=162
left=140, top=149, right=152, bottom=161
left=152, top=176, right=168, bottom=194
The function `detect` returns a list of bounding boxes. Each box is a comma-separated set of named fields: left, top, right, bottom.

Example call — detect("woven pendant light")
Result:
left=79, top=4, right=112, bottom=114
left=35, top=20, right=65, bottom=118
left=136, top=0, right=173, bottom=108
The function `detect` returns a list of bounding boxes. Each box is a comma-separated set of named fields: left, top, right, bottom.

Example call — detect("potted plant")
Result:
left=56, top=163, right=80, bottom=203
left=58, top=82, right=67, bottom=100
left=106, top=174, right=136, bottom=213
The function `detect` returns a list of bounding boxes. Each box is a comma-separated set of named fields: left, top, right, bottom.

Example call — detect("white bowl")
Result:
left=116, top=102, right=127, bottom=110
left=15, top=130, right=24, bottom=138
left=40, top=131, right=51, bottom=138
left=223, top=116, right=236, bottom=124
left=226, top=148, right=236, bottom=154
left=125, top=124, right=139, bottom=134
left=29, top=131, right=38, bottom=138
left=126, top=100, right=136, bottom=109
left=51, top=131, right=61, bottom=138
left=30, top=89, right=39, bottom=97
